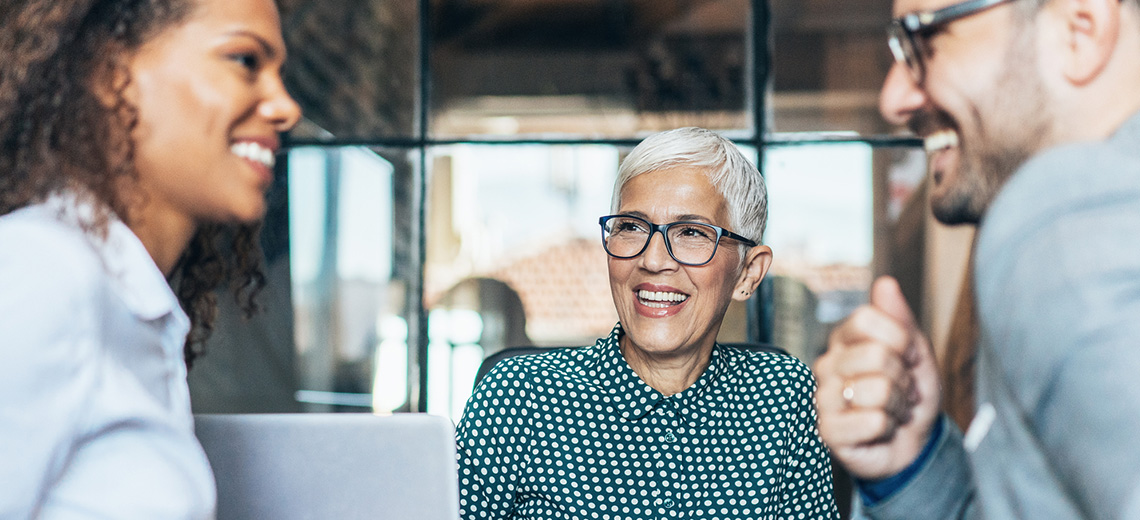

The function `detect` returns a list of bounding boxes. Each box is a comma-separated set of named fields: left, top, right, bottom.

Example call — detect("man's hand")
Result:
left=813, top=276, right=943, bottom=480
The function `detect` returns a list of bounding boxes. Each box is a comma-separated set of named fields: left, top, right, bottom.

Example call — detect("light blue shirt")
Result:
left=0, top=196, right=215, bottom=519
left=855, top=110, right=1140, bottom=519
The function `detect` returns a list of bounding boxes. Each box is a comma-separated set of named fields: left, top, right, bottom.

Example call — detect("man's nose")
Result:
left=879, top=61, right=927, bottom=127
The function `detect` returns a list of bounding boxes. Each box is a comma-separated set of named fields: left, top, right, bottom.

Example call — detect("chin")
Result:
left=233, top=194, right=270, bottom=222
left=624, top=322, right=693, bottom=354
left=930, top=184, right=984, bottom=225
left=234, top=209, right=268, bottom=224
left=217, top=204, right=268, bottom=225
left=630, top=336, right=679, bottom=354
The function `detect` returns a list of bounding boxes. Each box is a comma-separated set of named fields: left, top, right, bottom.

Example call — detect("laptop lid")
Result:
left=194, top=413, right=458, bottom=520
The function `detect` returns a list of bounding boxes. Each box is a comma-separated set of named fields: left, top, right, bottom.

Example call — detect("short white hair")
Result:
left=610, top=127, right=767, bottom=250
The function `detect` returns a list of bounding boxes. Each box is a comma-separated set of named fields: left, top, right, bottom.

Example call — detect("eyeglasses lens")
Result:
left=602, top=216, right=719, bottom=266
left=888, top=23, right=924, bottom=83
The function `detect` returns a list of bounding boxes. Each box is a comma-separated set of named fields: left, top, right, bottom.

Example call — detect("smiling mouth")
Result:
left=637, top=289, right=689, bottom=308
left=231, top=141, right=276, bottom=168
left=923, top=129, right=959, bottom=153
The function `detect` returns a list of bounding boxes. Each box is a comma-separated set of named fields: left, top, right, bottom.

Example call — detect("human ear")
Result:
left=732, top=245, right=772, bottom=301
left=90, top=53, right=135, bottom=109
left=1055, top=0, right=1121, bottom=84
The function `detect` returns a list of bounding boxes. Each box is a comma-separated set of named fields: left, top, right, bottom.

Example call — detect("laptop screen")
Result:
left=195, top=413, right=458, bottom=520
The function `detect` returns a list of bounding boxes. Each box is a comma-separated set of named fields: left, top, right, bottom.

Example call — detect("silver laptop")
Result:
left=194, top=413, right=459, bottom=520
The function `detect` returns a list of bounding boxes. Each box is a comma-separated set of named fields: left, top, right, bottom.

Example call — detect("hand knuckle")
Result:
left=869, top=411, right=894, bottom=435
left=848, top=307, right=875, bottom=330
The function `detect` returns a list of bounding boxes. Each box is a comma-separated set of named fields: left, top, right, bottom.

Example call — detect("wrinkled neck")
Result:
left=620, top=335, right=713, bottom=396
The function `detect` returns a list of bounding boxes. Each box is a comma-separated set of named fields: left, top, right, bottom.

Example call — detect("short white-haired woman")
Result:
left=457, top=127, right=838, bottom=519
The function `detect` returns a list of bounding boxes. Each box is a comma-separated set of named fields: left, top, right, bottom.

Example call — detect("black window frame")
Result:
left=280, top=0, right=924, bottom=412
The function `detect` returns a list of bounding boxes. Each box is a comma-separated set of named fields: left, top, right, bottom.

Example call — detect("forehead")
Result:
left=892, top=0, right=957, bottom=16
left=618, top=166, right=729, bottom=221
left=188, top=0, right=285, bottom=47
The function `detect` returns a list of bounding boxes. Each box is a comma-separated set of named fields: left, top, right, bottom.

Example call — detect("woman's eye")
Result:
left=678, top=226, right=713, bottom=239
left=230, top=53, right=260, bottom=71
left=614, top=220, right=648, bottom=234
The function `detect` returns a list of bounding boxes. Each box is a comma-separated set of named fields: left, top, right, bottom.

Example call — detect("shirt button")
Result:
left=664, top=431, right=677, bottom=443
left=664, top=499, right=675, bottom=508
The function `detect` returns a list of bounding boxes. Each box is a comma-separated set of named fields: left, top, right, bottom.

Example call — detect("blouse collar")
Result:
left=45, top=192, right=187, bottom=326
left=593, top=322, right=729, bottom=424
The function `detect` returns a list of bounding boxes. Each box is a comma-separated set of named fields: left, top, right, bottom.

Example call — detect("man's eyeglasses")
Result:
left=888, top=0, right=1019, bottom=84
left=599, top=214, right=757, bottom=267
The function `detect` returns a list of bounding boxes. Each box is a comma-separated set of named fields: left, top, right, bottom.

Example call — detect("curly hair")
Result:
left=0, top=0, right=268, bottom=368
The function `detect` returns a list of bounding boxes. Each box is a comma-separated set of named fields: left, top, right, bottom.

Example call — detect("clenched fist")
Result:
left=813, top=276, right=943, bottom=480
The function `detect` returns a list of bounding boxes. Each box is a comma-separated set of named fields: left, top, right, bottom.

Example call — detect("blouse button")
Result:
left=664, top=498, right=676, bottom=508
left=664, top=431, right=677, bottom=443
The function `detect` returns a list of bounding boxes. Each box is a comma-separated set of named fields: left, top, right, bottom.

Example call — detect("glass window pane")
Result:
left=769, top=0, right=895, bottom=134
left=288, top=146, right=418, bottom=412
left=762, top=144, right=928, bottom=363
left=424, top=144, right=619, bottom=419
left=431, top=0, right=751, bottom=139
left=189, top=174, right=300, bottom=413
left=763, top=143, right=877, bottom=361
left=279, top=2, right=419, bottom=139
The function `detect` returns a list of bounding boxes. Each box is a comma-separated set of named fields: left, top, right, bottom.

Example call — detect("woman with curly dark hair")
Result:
left=0, top=0, right=300, bottom=516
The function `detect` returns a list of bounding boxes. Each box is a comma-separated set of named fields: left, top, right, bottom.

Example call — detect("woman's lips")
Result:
left=231, top=139, right=278, bottom=187
left=633, top=285, right=689, bottom=318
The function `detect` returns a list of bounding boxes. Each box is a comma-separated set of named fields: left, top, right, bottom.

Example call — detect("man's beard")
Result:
left=908, top=109, right=988, bottom=225
left=924, top=31, right=1049, bottom=226
left=930, top=113, right=1030, bottom=226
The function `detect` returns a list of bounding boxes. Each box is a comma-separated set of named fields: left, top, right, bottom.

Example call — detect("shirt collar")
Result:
left=593, top=323, right=664, bottom=421
left=46, top=193, right=187, bottom=324
left=1112, top=108, right=1140, bottom=147
left=594, top=322, right=729, bottom=423
left=670, top=343, right=728, bottom=421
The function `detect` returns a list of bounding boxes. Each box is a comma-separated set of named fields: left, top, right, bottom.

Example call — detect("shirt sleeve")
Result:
left=780, top=360, right=840, bottom=519
left=0, top=223, right=102, bottom=518
left=855, top=416, right=976, bottom=520
left=857, top=414, right=944, bottom=504
left=975, top=159, right=1140, bottom=520
left=456, top=360, right=534, bottom=520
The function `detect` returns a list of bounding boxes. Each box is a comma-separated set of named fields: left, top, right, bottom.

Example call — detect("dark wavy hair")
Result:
left=0, top=0, right=267, bottom=368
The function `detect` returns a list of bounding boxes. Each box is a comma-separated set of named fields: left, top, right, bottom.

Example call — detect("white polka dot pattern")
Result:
left=456, top=323, right=838, bottom=519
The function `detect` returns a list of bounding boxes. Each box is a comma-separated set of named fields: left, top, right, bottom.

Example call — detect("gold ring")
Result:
left=842, top=382, right=855, bottom=407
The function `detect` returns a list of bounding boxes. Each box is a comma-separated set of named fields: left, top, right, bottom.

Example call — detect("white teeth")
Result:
left=230, top=141, right=276, bottom=168
left=637, top=290, right=689, bottom=308
left=924, top=130, right=959, bottom=153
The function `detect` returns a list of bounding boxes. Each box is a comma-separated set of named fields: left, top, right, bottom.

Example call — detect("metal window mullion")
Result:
left=406, top=0, right=432, bottom=413
left=749, top=0, right=774, bottom=344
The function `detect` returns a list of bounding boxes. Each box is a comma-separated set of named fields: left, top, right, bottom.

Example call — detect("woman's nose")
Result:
left=639, top=231, right=679, bottom=271
left=261, top=80, right=302, bottom=132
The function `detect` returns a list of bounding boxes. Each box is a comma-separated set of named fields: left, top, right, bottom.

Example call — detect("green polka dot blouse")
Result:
left=457, top=323, right=838, bottom=519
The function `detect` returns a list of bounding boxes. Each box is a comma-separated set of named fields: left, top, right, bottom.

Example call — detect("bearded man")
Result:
left=813, top=0, right=1140, bottom=517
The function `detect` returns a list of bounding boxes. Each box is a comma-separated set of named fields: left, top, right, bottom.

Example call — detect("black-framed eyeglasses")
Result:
left=888, top=0, right=1019, bottom=84
left=599, top=214, right=757, bottom=267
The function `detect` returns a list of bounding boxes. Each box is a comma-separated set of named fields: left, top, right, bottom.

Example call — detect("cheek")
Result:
left=135, top=88, right=199, bottom=150
left=147, top=66, right=234, bottom=133
left=695, top=264, right=739, bottom=305
left=607, top=259, right=629, bottom=296
left=184, top=77, right=232, bottom=126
